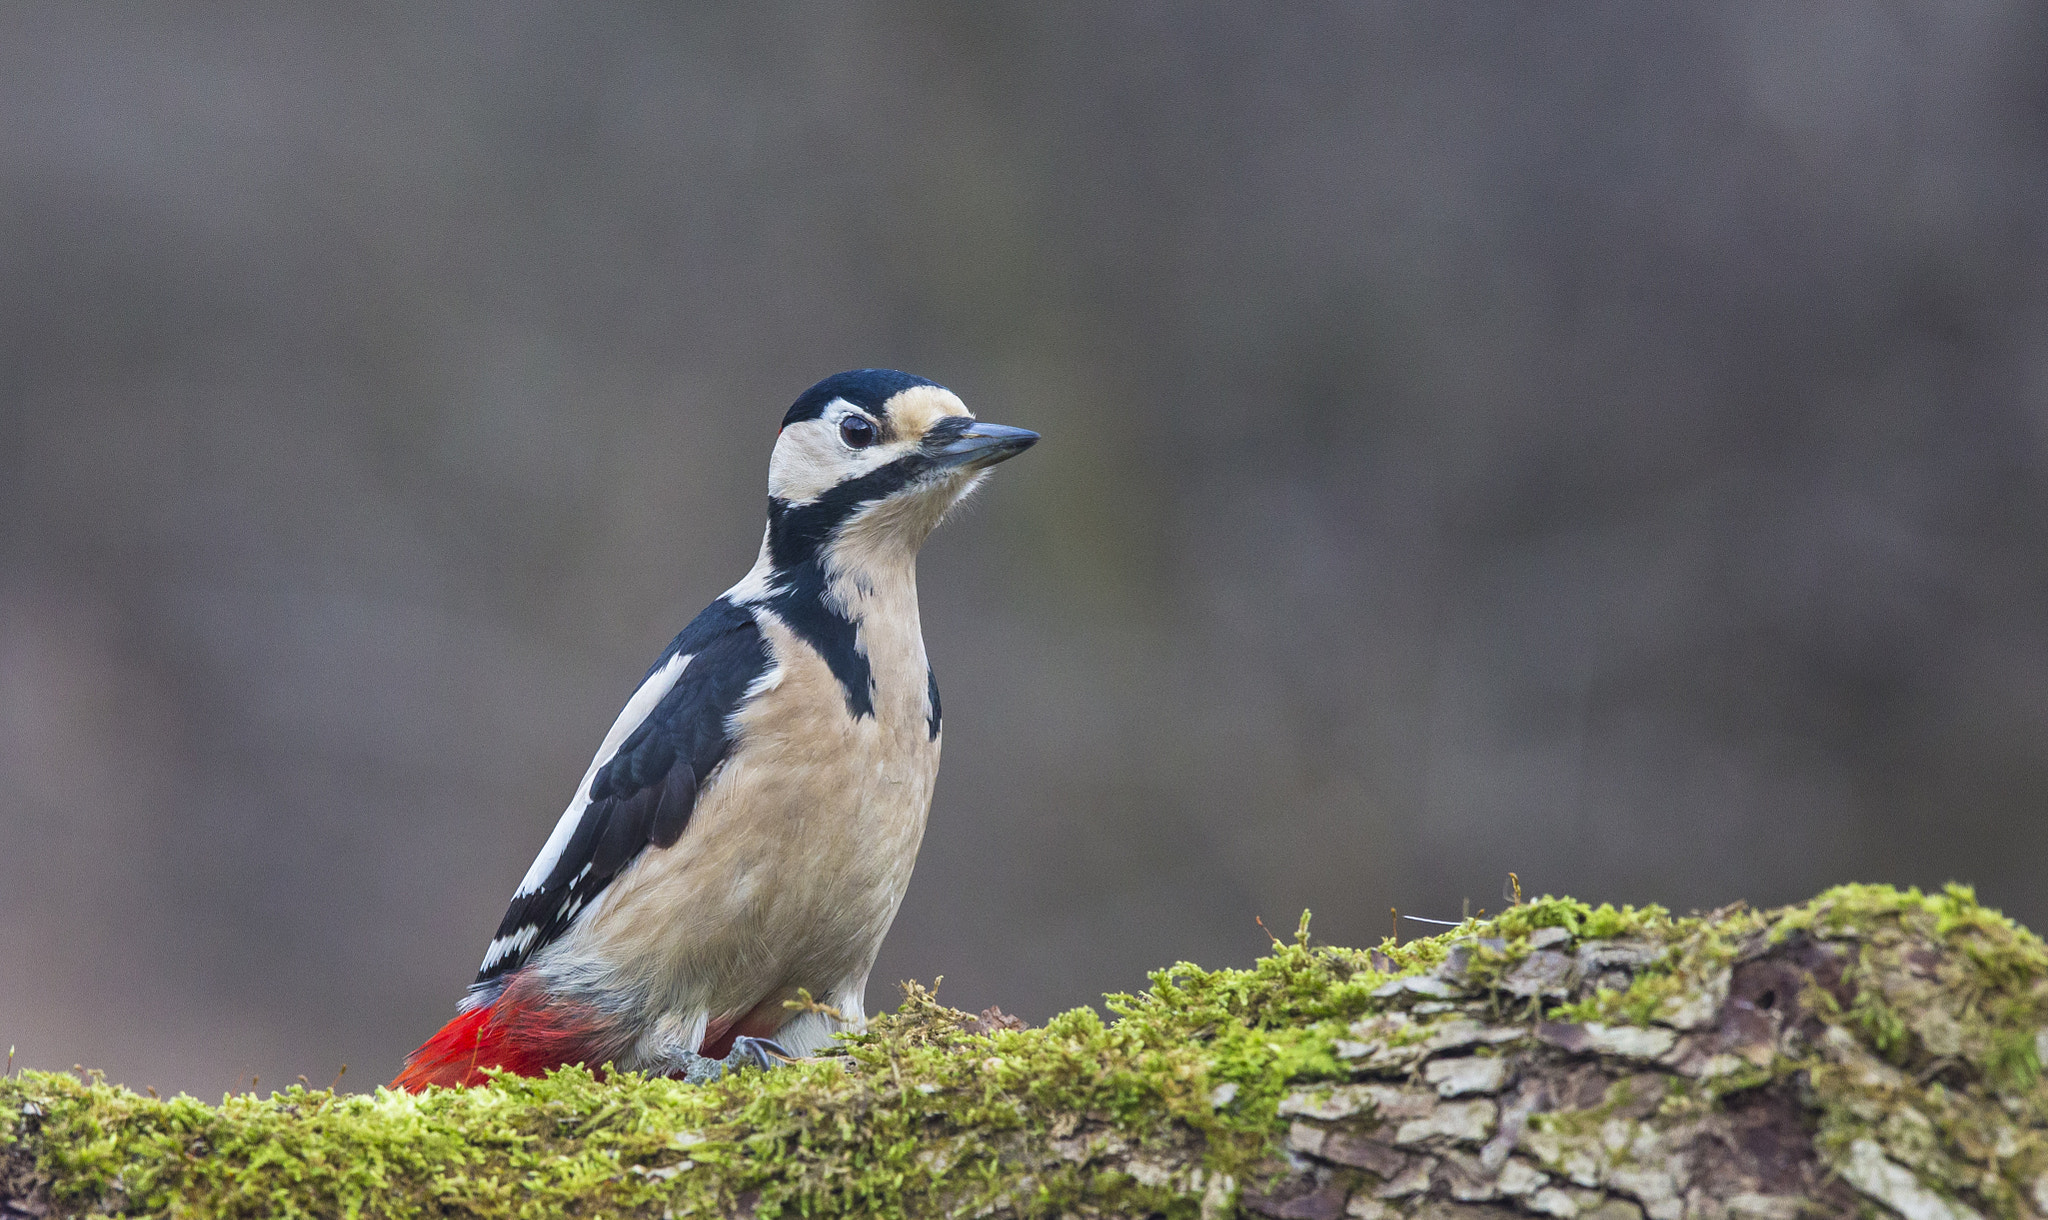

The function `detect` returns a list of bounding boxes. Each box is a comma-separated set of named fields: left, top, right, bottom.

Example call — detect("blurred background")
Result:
left=4, top=4, right=2046, bottom=1097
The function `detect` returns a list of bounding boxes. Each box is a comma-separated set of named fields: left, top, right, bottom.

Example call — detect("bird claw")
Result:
left=679, top=1036, right=797, bottom=1084
left=729, top=1036, right=797, bottom=1069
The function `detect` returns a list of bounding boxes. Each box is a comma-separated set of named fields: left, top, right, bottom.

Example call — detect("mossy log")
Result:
left=6, top=884, right=2048, bottom=1218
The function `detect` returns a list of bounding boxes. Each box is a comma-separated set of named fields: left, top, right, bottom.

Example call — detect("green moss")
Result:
left=2, top=931, right=1380, bottom=1219
left=1487, top=895, right=1671, bottom=942
left=8, top=884, right=2048, bottom=1218
left=1786, top=885, right=2048, bottom=1217
left=1848, top=976, right=1914, bottom=1064
left=1541, top=905, right=1756, bottom=1030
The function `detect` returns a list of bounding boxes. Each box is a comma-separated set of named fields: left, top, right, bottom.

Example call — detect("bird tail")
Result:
left=392, top=978, right=619, bottom=1092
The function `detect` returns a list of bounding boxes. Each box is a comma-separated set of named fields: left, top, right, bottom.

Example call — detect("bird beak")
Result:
left=930, top=421, right=1040, bottom=470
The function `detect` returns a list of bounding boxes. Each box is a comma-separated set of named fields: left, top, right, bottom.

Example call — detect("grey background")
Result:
left=4, top=4, right=2045, bottom=1097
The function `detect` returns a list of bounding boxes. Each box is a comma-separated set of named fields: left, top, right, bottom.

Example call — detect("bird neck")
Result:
left=736, top=528, right=920, bottom=619
left=728, top=524, right=923, bottom=721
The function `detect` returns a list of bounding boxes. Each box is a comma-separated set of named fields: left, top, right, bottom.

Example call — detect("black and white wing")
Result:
left=473, top=598, right=770, bottom=989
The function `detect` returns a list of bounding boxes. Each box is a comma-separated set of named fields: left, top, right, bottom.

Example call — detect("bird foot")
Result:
left=680, top=1036, right=796, bottom=1084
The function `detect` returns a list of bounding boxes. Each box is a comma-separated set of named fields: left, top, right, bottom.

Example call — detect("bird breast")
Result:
left=554, top=571, right=940, bottom=1022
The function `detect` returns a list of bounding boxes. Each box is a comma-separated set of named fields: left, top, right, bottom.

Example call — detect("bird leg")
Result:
left=678, top=1035, right=795, bottom=1084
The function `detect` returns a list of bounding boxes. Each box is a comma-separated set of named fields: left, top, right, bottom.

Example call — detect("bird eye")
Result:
left=839, top=416, right=877, bottom=449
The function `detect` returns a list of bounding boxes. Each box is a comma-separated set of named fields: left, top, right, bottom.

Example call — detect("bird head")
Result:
left=765, top=369, right=1037, bottom=568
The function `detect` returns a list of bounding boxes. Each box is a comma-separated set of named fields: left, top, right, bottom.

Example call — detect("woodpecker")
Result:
left=395, top=369, right=1037, bottom=1090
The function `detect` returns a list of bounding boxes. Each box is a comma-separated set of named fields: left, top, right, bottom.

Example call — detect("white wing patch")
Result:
left=510, top=650, right=693, bottom=900
left=479, top=925, right=540, bottom=978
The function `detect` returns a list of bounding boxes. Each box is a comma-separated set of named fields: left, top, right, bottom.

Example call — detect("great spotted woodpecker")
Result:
left=395, top=370, right=1037, bottom=1090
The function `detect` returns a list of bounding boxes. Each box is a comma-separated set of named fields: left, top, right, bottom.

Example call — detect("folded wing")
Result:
left=473, top=598, right=770, bottom=991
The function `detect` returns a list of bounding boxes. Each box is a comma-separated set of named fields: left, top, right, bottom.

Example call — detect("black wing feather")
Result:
left=475, top=598, right=768, bottom=986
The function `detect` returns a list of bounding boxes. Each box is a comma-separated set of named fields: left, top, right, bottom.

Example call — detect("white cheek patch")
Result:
left=768, top=419, right=848, bottom=504
left=767, top=406, right=912, bottom=504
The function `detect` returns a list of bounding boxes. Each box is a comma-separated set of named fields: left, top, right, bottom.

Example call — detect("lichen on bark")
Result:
left=5, top=884, right=2046, bottom=1218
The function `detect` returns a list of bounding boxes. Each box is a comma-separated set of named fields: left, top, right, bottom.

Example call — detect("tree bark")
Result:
left=4, top=885, right=2044, bottom=1218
